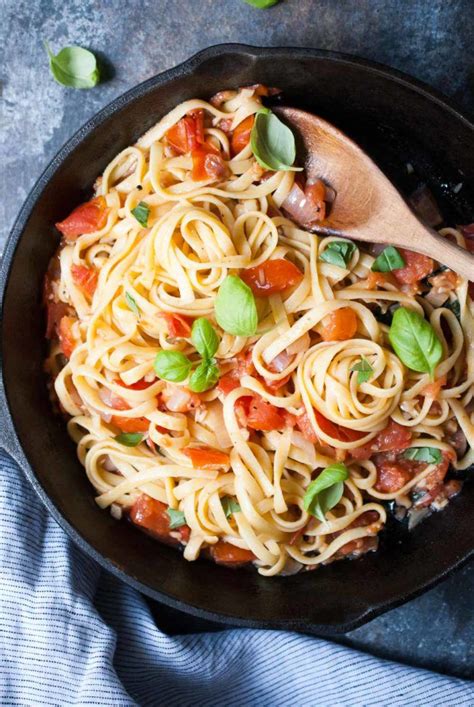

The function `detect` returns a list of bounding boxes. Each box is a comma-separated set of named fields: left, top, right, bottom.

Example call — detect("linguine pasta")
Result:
left=44, top=85, right=474, bottom=576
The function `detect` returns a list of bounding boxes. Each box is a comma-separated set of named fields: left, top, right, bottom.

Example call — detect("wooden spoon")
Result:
left=276, top=107, right=474, bottom=280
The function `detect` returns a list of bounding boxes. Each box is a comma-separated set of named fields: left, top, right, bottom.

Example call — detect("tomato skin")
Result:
left=246, top=396, right=288, bottom=431
left=111, top=416, right=150, bottom=433
left=314, top=409, right=365, bottom=443
left=318, top=308, right=357, bottom=342
left=375, top=461, right=412, bottom=493
left=58, top=316, right=76, bottom=358
left=55, top=196, right=108, bottom=241
left=210, top=541, right=255, bottom=566
left=184, top=447, right=230, bottom=469
left=350, top=420, right=412, bottom=460
left=191, top=143, right=227, bottom=182
left=71, top=263, right=98, bottom=297
left=367, top=271, right=387, bottom=289
left=296, top=411, right=319, bottom=442
left=422, top=374, right=447, bottom=399
left=117, top=378, right=155, bottom=391
left=304, top=179, right=327, bottom=221
left=392, top=248, right=434, bottom=285
left=241, top=259, right=303, bottom=296
left=166, top=110, right=204, bottom=154
left=231, top=115, right=254, bottom=155
left=158, top=312, right=193, bottom=338
left=130, top=495, right=190, bottom=543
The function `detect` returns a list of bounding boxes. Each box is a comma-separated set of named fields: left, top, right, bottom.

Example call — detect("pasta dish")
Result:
left=43, top=84, right=474, bottom=576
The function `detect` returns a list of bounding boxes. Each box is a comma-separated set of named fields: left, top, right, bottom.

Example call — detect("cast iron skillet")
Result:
left=1, top=45, right=473, bottom=635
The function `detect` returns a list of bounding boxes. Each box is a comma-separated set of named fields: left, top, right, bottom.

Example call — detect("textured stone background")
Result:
left=2, top=0, right=474, bottom=679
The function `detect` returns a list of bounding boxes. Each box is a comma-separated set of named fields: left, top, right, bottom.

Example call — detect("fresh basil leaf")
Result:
left=403, top=447, right=442, bottom=464
left=303, top=463, right=349, bottom=521
left=167, top=508, right=186, bottom=529
left=131, top=201, right=150, bottom=227
left=188, top=359, right=219, bottom=393
left=443, top=298, right=461, bottom=321
left=388, top=307, right=443, bottom=376
left=125, top=292, right=140, bottom=317
left=350, top=355, right=374, bottom=384
left=115, top=432, right=144, bottom=447
left=215, top=275, right=258, bottom=337
left=45, top=42, right=99, bottom=89
left=244, top=0, right=279, bottom=6
left=154, top=350, right=192, bottom=382
left=319, top=240, right=356, bottom=269
left=191, top=318, right=219, bottom=359
left=250, top=108, right=299, bottom=171
left=371, top=246, right=405, bottom=272
left=221, top=496, right=241, bottom=518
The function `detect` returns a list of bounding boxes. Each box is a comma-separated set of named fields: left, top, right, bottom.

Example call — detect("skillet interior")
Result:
left=1, top=45, right=473, bottom=634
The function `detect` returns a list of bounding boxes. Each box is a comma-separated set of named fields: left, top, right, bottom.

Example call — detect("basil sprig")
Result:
left=388, top=307, right=443, bottom=376
left=403, top=447, right=442, bottom=464
left=221, top=496, right=241, bottom=518
left=371, top=246, right=405, bottom=272
left=303, top=463, right=349, bottom=523
left=250, top=108, right=299, bottom=172
left=167, top=508, right=186, bottom=529
left=154, top=317, right=220, bottom=392
left=115, top=432, right=144, bottom=447
left=244, top=0, right=279, bottom=6
left=215, top=275, right=258, bottom=337
left=131, top=201, right=150, bottom=227
left=350, top=355, right=374, bottom=384
left=319, top=240, right=356, bottom=269
left=45, top=42, right=99, bottom=89
left=125, top=292, right=140, bottom=317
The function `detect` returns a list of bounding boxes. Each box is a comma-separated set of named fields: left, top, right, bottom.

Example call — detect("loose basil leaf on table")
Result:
left=125, top=292, right=140, bottom=317
left=250, top=108, right=300, bottom=172
left=319, top=240, right=356, bottom=269
left=191, top=318, right=220, bottom=359
left=154, top=350, right=192, bottom=382
left=131, top=201, right=150, bottom=227
left=215, top=275, right=258, bottom=337
left=371, top=246, right=405, bottom=272
left=403, top=447, right=442, bottom=464
left=188, top=359, right=220, bottom=393
left=350, top=355, right=374, bottom=385
left=388, top=307, right=442, bottom=376
left=221, top=496, right=241, bottom=518
left=45, top=42, right=100, bottom=89
left=115, top=432, right=144, bottom=447
left=167, top=508, right=187, bottom=529
left=303, top=463, right=349, bottom=523
left=244, top=0, right=279, bottom=7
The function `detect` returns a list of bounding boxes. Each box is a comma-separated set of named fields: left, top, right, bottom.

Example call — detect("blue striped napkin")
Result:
left=0, top=449, right=473, bottom=706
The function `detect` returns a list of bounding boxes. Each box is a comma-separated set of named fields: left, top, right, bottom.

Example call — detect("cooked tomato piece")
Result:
left=217, top=350, right=255, bottom=395
left=367, top=271, right=387, bottom=289
left=317, top=308, right=357, bottom=342
left=130, top=495, right=190, bottom=543
left=246, top=396, right=287, bottom=431
left=191, top=142, right=227, bottom=181
left=58, top=316, right=76, bottom=358
left=217, top=372, right=241, bottom=395
left=184, top=447, right=230, bottom=469
left=422, top=374, right=447, bottom=399
left=165, top=110, right=204, bottom=154
left=241, top=259, right=303, bottom=296
left=71, top=263, right=98, bottom=297
left=263, top=373, right=292, bottom=392
left=55, top=196, right=108, bottom=241
left=350, top=420, right=412, bottom=460
left=231, top=115, right=254, bottom=155
left=210, top=541, right=255, bottom=566
left=304, top=179, right=327, bottom=221
left=375, top=461, right=412, bottom=493
left=117, top=377, right=155, bottom=391
left=296, top=411, right=319, bottom=442
left=392, top=248, right=434, bottom=285
left=158, top=312, right=193, bottom=338
left=314, top=409, right=365, bottom=443
left=111, top=416, right=150, bottom=433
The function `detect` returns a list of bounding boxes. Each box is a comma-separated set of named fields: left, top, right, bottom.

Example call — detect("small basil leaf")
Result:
left=319, top=240, right=356, bottom=269
left=350, top=355, right=374, bottom=385
left=371, top=246, right=405, bottom=272
left=154, top=351, right=192, bottom=382
left=188, top=359, right=219, bottom=393
left=244, top=0, right=279, bottom=6
left=250, top=108, right=299, bottom=171
left=303, top=463, right=349, bottom=520
left=45, top=42, right=99, bottom=89
left=215, top=275, right=258, bottom=337
left=403, top=447, right=442, bottom=464
left=115, top=432, right=144, bottom=447
left=125, top=292, right=140, bottom=317
left=443, top=298, right=461, bottom=321
left=221, top=496, right=241, bottom=518
left=388, top=307, right=443, bottom=376
left=167, top=508, right=186, bottom=529
left=131, top=201, right=150, bottom=227
left=191, top=318, right=219, bottom=359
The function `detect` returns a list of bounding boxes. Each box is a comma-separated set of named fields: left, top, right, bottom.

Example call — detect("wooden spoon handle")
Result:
left=410, top=226, right=474, bottom=281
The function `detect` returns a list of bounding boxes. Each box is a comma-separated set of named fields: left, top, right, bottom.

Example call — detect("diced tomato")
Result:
left=422, top=374, right=447, bottom=399
left=231, top=115, right=254, bottom=155
left=367, top=271, right=387, bottom=289
left=184, top=447, right=230, bottom=469
left=217, top=350, right=255, bottom=395
left=263, top=373, right=292, bottom=392
left=304, top=179, right=327, bottom=221
left=375, top=461, right=412, bottom=493
left=117, top=377, right=155, bottom=391
left=246, top=396, right=288, bottom=431
left=317, top=308, right=357, bottom=342
left=158, top=312, right=193, bottom=338
left=350, top=420, right=412, bottom=460
left=217, top=372, right=241, bottom=395
left=130, top=495, right=190, bottom=543
left=210, top=541, right=255, bottom=566
left=71, top=263, right=98, bottom=297
left=392, top=248, right=434, bottom=285
left=55, top=196, right=108, bottom=241
left=314, top=409, right=365, bottom=443
left=111, top=415, right=150, bottom=433
left=191, top=142, right=227, bottom=182
left=296, top=411, right=319, bottom=442
left=58, top=316, right=76, bottom=358
left=165, top=110, right=204, bottom=154
left=241, top=259, right=303, bottom=296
